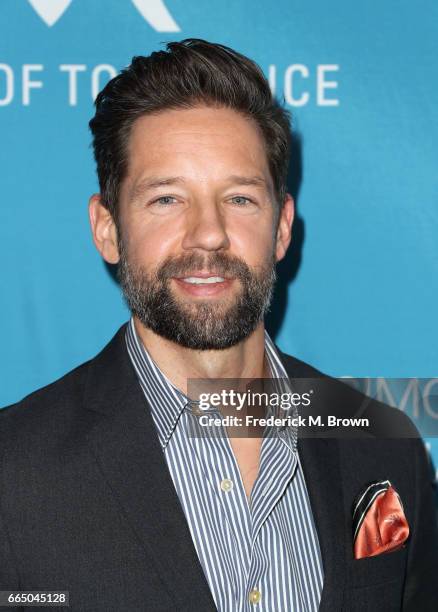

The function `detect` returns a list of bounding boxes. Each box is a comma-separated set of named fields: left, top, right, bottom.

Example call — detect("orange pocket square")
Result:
left=352, top=479, right=409, bottom=559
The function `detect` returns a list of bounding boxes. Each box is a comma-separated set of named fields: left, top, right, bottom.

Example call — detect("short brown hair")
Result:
left=89, top=38, right=291, bottom=222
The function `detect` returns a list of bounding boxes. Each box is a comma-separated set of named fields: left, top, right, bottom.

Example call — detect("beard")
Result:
left=116, top=238, right=277, bottom=350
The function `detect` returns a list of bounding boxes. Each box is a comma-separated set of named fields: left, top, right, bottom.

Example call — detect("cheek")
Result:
left=227, top=218, right=275, bottom=265
left=122, top=216, right=182, bottom=266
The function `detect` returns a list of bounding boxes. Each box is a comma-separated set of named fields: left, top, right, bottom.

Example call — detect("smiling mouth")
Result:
left=172, top=274, right=235, bottom=296
left=180, top=276, right=226, bottom=285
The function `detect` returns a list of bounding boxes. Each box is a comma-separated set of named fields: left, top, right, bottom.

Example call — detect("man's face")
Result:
left=99, top=105, right=293, bottom=350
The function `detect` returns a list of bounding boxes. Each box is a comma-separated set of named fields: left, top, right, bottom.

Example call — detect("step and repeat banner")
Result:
left=1, top=1, right=437, bottom=474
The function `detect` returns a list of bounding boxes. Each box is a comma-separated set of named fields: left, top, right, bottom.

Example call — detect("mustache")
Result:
left=155, top=252, right=254, bottom=281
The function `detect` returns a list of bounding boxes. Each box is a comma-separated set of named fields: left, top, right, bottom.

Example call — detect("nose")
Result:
left=181, top=200, right=231, bottom=252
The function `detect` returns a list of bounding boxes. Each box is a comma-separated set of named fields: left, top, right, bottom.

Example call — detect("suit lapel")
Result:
left=298, top=437, right=347, bottom=610
left=278, top=348, right=347, bottom=611
left=81, top=325, right=216, bottom=611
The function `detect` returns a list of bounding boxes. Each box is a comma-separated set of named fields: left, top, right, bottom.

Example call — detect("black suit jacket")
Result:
left=1, top=323, right=437, bottom=611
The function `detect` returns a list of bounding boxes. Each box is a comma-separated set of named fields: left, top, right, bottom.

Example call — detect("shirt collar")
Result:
left=125, top=318, right=186, bottom=449
left=125, top=317, right=297, bottom=453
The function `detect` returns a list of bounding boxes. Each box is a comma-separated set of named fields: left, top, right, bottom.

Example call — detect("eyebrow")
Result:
left=128, top=175, right=268, bottom=202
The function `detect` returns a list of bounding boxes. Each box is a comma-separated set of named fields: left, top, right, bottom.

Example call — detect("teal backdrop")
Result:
left=1, top=1, right=437, bottom=476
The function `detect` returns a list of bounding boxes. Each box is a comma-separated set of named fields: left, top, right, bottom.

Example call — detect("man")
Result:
left=0, top=39, right=437, bottom=612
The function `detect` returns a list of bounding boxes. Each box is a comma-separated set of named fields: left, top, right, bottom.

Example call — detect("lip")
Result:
left=175, top=271, right=231, bottom=279
left=173, top=276, right=234, bottom=297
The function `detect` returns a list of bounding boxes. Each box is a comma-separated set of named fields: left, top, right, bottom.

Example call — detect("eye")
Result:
left=230, top=196, right=254, bottom=206
left=152, top=196, right=178, bottom=206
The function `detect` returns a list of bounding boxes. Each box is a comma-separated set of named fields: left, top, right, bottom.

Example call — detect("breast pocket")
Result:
left=343, top=548, right=407, bottom=611
left=348, top=546, right=407, bottom=588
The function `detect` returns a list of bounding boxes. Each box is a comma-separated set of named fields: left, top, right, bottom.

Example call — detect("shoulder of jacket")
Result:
left=277, top=347, right=420, bottom=439
left=0, top=358, right=92, bottom=436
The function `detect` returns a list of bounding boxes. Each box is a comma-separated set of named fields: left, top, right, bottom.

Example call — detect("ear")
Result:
left=275, top=193, right=294, bottom=262
left=88, top=194, right=120, bottom=264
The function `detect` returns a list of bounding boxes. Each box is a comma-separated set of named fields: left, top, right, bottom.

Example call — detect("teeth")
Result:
left=182, top=276, right=225, bottom=284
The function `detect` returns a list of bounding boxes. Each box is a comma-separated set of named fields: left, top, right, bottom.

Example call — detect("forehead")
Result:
left=125, top=105, right=271, bottom=181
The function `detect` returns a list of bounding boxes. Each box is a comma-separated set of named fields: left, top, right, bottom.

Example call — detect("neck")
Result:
left=133, top=316, right=270, bottom=396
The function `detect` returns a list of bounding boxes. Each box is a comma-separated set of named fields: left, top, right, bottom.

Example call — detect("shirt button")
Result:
left=220, top=478, right=234, bottom=492
left=248, top=589, right=261, bottom=604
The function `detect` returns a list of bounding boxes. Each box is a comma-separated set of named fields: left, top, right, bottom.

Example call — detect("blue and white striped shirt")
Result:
left=126, top=318, right=324, bottom=611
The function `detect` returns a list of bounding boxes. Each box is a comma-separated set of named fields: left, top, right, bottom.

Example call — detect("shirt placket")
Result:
left=186, top=410, right=253, bottom=609
left=244, top=430, right=298, bottom=611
